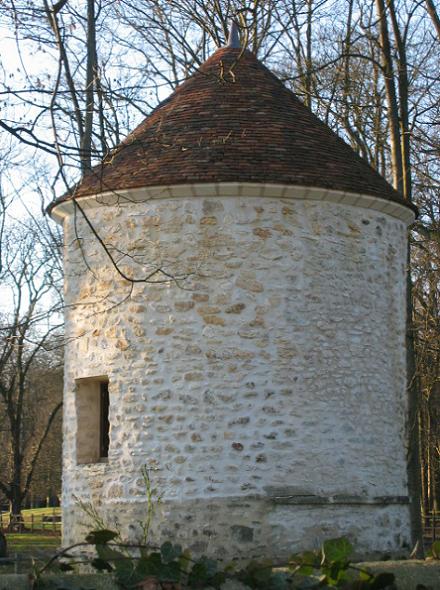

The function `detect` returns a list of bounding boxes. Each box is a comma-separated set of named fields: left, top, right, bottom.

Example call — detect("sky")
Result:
left=0, top=30, right=59, bottom=315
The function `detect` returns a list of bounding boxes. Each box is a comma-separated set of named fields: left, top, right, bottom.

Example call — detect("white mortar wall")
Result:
left=61, top=192, right=411, bottom=558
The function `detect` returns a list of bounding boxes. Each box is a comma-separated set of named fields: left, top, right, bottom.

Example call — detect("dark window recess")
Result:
left=100, top=382, right=110, bottom=458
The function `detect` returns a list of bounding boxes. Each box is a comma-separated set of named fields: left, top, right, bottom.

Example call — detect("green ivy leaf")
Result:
left=370, top=572, right=395, bottom=589
left=188, top=561, right=207, bottom=587
left=325, top=560, right=349, bottom=584
left=358, top=569, right=373, bottom=582
left=295, top=581, right=325, bottom=590
left=161, top=541, right=182, bottom=563
left=85, top=529, right=118, bottom=544
left=348, top=582, right=372, bottom=590
left=91, top=557, right=113, bottom=572
left=201, top=556, right=218, bottom=578
left=178, top=548, right=192, bottom=574
left=290, top=550, right=319, bottom=576
left=188, top=556, right=220, bottom=587
left=136, top=557, right=182, bottom=584
left=97, top=544, right=134, bottom=582
left=224, top=561, right=237, bottom=573
left=134, top=552, right=164, bottom=581
left=163, top=561, right=183, bottom=582
left=237, top=559, right=273, bottom=588
left=322, top=537, right=353, bottom=563
left=293, top=564, right=314, bottom=577
left=268, top=571, right=290, bottom=590
left=211, top=571, right=227, bottom=588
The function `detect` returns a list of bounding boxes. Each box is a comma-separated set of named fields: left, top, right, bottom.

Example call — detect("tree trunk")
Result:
left=305, top=0, right=313, bottom=108
left=8, top=486, right=24, bottom=531
left=425, top=0, right=440, bottom=42
left=80, top=0, right=97, bottom=171
left=406, top=245, right=425, bottom=556
left=387, top=0, right=412, bottom=201
left=375, top=0, right=424, bottom=555
left=375, top=0, right=404, bottom=194
left=0, top=531, right=7, bottom=558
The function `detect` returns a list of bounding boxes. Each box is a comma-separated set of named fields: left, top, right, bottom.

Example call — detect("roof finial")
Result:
left=226, top=21, right=241, bottom=48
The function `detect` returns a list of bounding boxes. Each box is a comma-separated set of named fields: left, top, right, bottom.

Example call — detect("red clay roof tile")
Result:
left=52, top=47, right=414, bottom=213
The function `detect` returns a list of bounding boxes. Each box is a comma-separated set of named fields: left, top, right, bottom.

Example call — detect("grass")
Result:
left=6, top=533, right=61, bottom=555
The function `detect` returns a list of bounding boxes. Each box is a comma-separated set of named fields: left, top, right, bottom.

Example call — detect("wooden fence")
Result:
left=0, top=554, right=24, bottom=573
left=423, top=511, right=440, bottom=546
left=0, top=509, right=61, bottom=533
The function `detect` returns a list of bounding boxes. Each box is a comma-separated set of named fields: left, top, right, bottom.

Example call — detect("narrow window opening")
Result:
left=75, top=376, right=110, bottom=464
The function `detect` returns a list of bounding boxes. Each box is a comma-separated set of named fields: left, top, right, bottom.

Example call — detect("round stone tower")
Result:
left=50, top=35, right=416, bottom=560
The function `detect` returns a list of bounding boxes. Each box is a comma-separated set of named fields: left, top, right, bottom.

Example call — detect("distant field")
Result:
left=0, top=507, right=61, bottom=533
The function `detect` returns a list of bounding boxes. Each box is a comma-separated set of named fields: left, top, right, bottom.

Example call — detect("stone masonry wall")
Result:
left=61, top=191, right=412, bottom=559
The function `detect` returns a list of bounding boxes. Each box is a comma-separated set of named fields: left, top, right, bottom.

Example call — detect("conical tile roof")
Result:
left=55, top=47, right=414, bottom=212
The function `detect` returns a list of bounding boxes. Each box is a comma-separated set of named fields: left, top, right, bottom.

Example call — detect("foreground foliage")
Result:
left=31, top=533, right=401, bottom=590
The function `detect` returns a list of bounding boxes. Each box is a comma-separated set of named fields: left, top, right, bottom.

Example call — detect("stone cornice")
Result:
left=49, top=182, right=416, bottom=226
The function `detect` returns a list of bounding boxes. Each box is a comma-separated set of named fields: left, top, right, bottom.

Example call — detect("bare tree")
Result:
left=0, top=218, right=63, bottom=524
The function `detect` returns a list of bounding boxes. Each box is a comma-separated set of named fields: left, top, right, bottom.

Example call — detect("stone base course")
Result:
left=63, top=496, right=412, bottom=562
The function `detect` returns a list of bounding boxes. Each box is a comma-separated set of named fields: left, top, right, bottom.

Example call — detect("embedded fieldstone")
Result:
left=184, top=372, right=203, bottom=381
left=192, top=293, right=209, bottom=302
left=229, top=417, right=250, bottom=426
left=225, top=303, right=246, bottom=314
left=238, top=324, right=260, bottom=339
left=200, top=216, right=217, bottom=225
left=231, top=525, right=254, bottom=542
left=197, top=305, right=221, bottom=315
left=116, top=338, right=129, bottom=351
left=232, top=442, right=244, bottom=451
left=174, top=301, right=195, bottom=312
left=107, top=483, right=123, bottom=499
left=253, top=227, right=271, bottom=239
left=186, top=344, right=202, bottom=354
left=158, top=415, right=173, bottom=424
left=203, top=315, right=225, bottom=326
left=203, top=199, right=224, bottom=214
left=235, top=277, right=264, bottom=293
left=130, top=304, right=146, bottom=313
